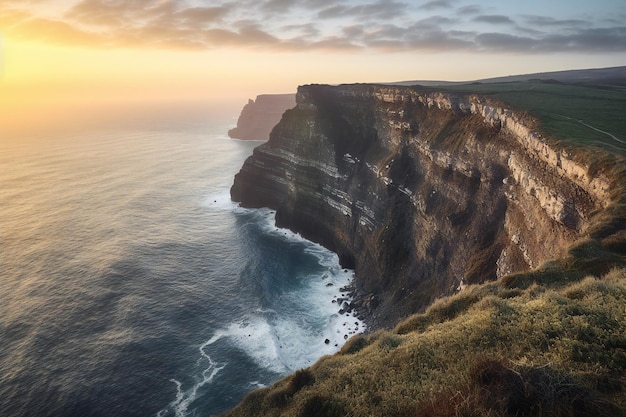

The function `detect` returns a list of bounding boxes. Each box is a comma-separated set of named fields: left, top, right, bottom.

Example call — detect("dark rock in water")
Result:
left=228, top=94, right=296, bottom=140
left=231, top=83, right=613, bottom=328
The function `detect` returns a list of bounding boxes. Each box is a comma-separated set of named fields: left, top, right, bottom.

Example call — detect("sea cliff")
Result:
left=226, top=83, right=626, bottom=417
left=231, top=84, right=621, bottom=328
left=228, top=94, right=296, bottom=140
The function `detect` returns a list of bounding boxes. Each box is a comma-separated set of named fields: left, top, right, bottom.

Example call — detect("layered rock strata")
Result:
left=231, top=84, right=614, bottom=327
left=228, top=94, right=296, bottom=140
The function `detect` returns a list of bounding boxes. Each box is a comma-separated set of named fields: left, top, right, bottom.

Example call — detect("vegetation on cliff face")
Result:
left=227, top=80, right=626, bottom=416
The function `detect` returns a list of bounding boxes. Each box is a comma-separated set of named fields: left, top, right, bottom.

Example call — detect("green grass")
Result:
left=436, top=82, right=626, bottom=154
left=223, top=268, right=626, bottom=417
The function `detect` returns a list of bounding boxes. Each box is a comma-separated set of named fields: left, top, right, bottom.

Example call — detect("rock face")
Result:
left=231, top=84, right=614, bottom=328
left=228, top=94, right=296, bottom=140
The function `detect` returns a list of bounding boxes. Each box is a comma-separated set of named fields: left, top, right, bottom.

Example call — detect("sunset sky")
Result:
left=1, top=0, right=625, bottom=133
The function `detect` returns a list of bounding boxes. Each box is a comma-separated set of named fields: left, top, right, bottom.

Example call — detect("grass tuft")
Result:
left=296, top=395, right=346, bottom=417
left=289, top=369, right=316, bottom=393
left=223, top=268, right=626, bottom=417
left=415, top=357, right=623, bottom=417
left=339, top=333, right=373, bottom=355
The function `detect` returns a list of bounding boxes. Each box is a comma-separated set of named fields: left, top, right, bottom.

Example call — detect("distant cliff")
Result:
left=231, top=84, right=624, bottom=328
left=228, top=94, right=295, bottom=140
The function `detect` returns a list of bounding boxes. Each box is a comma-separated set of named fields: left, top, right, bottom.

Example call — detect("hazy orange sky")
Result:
left=1, top=0, right=625, bottom=134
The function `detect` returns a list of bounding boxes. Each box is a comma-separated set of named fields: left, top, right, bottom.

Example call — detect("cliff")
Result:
left=227, top=83, right=626, bottom=417
left=228, top=94, right=296, bottom=140
left=231, top=84, right=623, bottom=328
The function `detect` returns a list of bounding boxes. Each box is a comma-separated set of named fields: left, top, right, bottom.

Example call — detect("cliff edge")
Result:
left=231, top=83, right=624, bottom=328
left=226, top=83, right=626, bottom=417
left=228, top=94, right=296, bottom=140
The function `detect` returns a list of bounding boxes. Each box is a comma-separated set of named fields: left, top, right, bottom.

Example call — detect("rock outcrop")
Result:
left=231, top=84, right=619, bottom=328
left=228, top=94, right=296, bottom=140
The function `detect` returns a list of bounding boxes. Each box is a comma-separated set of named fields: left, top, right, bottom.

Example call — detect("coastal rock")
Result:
left=228, top=94, right=296, bottom=140
left=231, top=84, right=616, bottom=328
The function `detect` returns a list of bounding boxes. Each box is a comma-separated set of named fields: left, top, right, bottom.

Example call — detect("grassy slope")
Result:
left=226, top=267, right=626, bottom=417
left=222, top=83, right=626, bottom=417
left=439, top=81, right=626, bottom=155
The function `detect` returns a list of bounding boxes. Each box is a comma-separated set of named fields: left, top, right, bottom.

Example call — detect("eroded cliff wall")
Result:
left=231, top=84, right=613, bottom=327
left=228, top=94, right=296, bottom=140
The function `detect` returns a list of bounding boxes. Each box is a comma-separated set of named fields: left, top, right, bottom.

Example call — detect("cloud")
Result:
left=473, top=15, right=515, bottom=25
left=318, top=1, right=408, bottom=20
left=341, top=24, right=365, bottom=38
left=418, top=0, right=455, bottom=11
left=0, top=0, right=31, bottom=5
left=476, top=26, right=626, bottom=53
left=1, top=0, right=625, bottom=55
left=238, top=24, right=281, bottom=46
left=299, top=0, right=340, bottom=8
left=414, top=15, right=458, bottom=29
left=317, top=5, right=348, bottom=19
left=258, top=0, right=297, bottom=13
left=202, top=28, right=241, bottom=46
left=406, top=30, right=474, bottom=51
left=307, top=36, right=361, bottom=51
left=0, top=7, right=31, bottom=27
left=456, top=5, right=482, bottom=15
left=67, top=0, right=159, bottom=25
left=282, top=22, right=320, bottom=37
left=476, top=33, right=536, bottom=52
left=174, top=7, right=231, bottom=28
left=542, top=27, right=626, bottom=52
left=65, top=0, right=227, bottom=33
left=8, top=17, right=107, bottom=46
left=523, top=15, right=588, bottom=28
left=366, top=24, right=409, bottom=40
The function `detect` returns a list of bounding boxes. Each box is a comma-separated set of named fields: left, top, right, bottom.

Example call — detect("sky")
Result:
left=1, top=0, right=625, bottom=133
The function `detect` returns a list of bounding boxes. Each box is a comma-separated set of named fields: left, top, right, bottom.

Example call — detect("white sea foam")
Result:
left=215, top=317, right=286, bottom=373
left=156, top=341, right=226, bottom=417
left=159, top=205, right=365, bottom=416
left=202, top=301, right=362, bottom=379
left=223, top=207, right=365, bottom=366
left=240, top=206, right=366, bottom=354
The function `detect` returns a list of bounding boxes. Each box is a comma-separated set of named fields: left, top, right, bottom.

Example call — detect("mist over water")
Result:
left=0, top=104, right=363, bottom=417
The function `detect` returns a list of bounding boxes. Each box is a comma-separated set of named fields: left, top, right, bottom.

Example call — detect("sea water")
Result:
left=0, top=103, right=363, bottom=417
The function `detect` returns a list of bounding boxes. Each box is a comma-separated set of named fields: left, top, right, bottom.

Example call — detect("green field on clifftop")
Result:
left=439, top=82, right=626, bottom=155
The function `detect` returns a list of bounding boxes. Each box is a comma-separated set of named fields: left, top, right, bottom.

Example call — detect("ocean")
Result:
left=0, top=103, right=363, bottom=417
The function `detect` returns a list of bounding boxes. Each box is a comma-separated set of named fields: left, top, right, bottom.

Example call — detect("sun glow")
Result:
left=0, top=38, right=262, bottom=136
left=1, top=0, right=624, bottom=137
